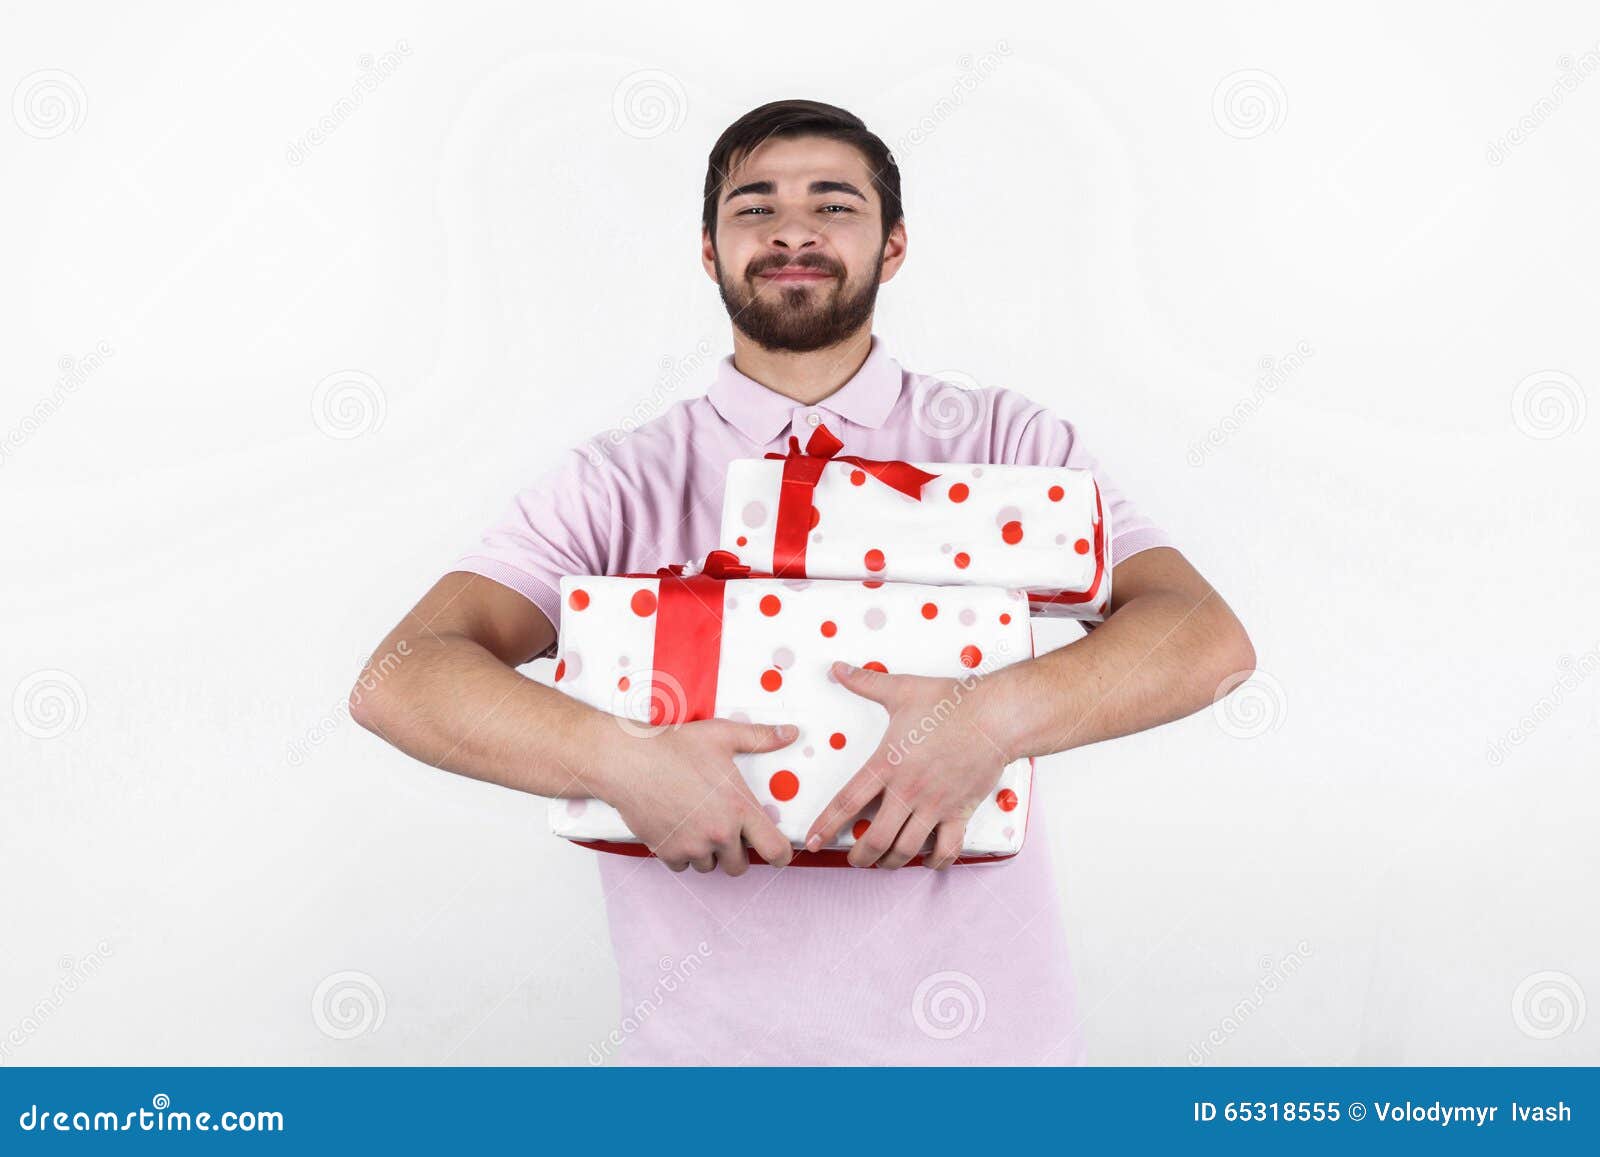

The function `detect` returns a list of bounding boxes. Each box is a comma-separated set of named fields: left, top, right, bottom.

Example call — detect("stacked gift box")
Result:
left=546, top=424, right=1112, bottom=866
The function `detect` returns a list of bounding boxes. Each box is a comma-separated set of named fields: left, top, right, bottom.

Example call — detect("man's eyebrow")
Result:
left=722, top=179, right=869, bottom=202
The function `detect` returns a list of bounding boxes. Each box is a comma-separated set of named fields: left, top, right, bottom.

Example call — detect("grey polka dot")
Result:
left=1055, top=533, right=1067, bottom=545
left=802, top=745, right=815, bottom=758
left=996, top=504, right=1022, bottom=528
left=864, top=607, right=887, bottom=630
left=742, top=500, right=769, bottom=528
left=959, top=608, right=977, bottom=626
left=772, top=647, right=795, bottom=669
left=566, top=798, right=588, bottom=817
left=971, top=467, right=984, bottom=478
left=940, top=542, right=952, bottom=554
left=725, top=595, right=739, bottom=610
left=618, top=654, right=630, bottom=667
left=763, top=804, right=781, bottom=823
left=561, top=652, right=583, bottom=680
left=725, top=709, right=750, bottom=724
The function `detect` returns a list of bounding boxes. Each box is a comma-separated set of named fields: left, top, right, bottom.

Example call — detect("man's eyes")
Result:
left=734, top=204, right=856, bottom=216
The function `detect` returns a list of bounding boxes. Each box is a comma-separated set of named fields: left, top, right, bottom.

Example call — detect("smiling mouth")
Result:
left=757, top=268, right=835, bottom=284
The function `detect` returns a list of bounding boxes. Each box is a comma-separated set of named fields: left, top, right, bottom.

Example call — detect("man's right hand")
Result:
left=590, top=717, right=799, bottom=876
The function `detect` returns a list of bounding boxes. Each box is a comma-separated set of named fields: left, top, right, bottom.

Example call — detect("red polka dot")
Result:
left=960, top=645, right=983, bottom=669
left=1074, top=538, right=1090, bottom=555
left=921, top=602, right=939, bottom=619
left=769, top=770, right=799, bottom=801
left=760, top=669, right=783, bottom=692
left=759, top=594, right=782, bottom=616
left=568, top=588, right=590, bottom=611
left=948, top=482, right=969, bottom=503
left=852, top=818, right=871, bottom=840
left=829, top=732, right=847, bottom=749
left=809, top=505, right=821, bottom=529
left=1048, top=485, right=1064, bottom=502
left=862, top=661, right=887, bottom=673
left=999, top=612, right=1011, bottom=624
left=820, top=619, right=837, bottom=638
left=864, top=549, right=885, bottom=572
left=1001, top=520, right=1023, bottom=545
left=996, top=788, right=1018, bottom=812
left=630, top=589, right=657, bottom=617
left=850, top=469, right=866, bottom=486
left=554, top=659, right=566, bottom=681
left=862, top=579, right=883, bottom=589
left=617, top=675, right=630, bottom=691
left=953, top=551, right=970, bottom=569
left=736, top=535, right=747, bottom=547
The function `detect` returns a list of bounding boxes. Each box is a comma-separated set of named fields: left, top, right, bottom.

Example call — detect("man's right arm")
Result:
left=349, top=571, right=795, bottom=874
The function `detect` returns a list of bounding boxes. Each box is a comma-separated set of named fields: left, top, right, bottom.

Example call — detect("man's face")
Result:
left=702, top=135, right=906, bottom=353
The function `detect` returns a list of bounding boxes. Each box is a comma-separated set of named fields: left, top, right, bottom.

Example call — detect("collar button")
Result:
left=805, top=412, right=822, bottom=427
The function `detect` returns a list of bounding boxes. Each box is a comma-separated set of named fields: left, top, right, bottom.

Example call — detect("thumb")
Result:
left=725, top=720, right=799, bottom=754
left=830, top=660, right=897, bottom=705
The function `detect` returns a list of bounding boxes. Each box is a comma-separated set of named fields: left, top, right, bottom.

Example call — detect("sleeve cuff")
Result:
left=1109, top=526, right=1175, bottom=569
left=450, top=556, right=565, bottom=660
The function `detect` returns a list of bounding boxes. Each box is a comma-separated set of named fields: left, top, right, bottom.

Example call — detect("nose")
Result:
left=766, top=210, right=822, bottom=253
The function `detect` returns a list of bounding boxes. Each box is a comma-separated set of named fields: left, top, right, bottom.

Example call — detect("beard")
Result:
left=715, top=249, right=882, bottom=353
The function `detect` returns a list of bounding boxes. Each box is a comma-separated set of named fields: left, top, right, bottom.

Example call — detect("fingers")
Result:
left=806, top=762, right=890, bottom=851
left=926, top=821, right=966, bottom=871
left=690, top=853, right=716, bottom=873
left=829, top=661, right=900, bottom=706
left=714, top=834, right=750, bottom=877
left=879, top=813, right=936, bottom=870
left=849, top=796, right=910, bottom=868
left=741, top=811, right=794, bottom=869
left=724, top=720, right=798, bottom=753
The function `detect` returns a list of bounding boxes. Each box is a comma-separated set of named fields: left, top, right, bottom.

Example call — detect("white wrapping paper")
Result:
left=719, top=456, right=1113, bottom=619
left=546, top=572, right=1035, bottom=862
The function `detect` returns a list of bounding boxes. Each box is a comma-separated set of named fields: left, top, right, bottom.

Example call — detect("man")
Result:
left=352, top=99, right=1254, bottom=1064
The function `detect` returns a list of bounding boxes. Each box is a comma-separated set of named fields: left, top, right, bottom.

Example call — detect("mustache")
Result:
left=745, top=254, right=844, bottom=279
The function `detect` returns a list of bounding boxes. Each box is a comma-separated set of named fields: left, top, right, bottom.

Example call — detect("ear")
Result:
left=877, top=218, right=908, bottom=284
left=701, top=227, right=719, bottom=283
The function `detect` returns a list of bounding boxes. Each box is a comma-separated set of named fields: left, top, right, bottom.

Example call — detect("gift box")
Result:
left=546, top=552, right=1036, bottom=865
left=718, top=424, right=1112, bottom=619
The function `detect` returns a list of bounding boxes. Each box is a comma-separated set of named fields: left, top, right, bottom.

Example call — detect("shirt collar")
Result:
left=706, top=335, right=904, bottom=446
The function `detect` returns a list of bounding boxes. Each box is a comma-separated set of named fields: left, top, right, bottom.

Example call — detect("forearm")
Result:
left=351, top=633, right=623, bottom=801
left=977, top=581, right=1254, bottom=761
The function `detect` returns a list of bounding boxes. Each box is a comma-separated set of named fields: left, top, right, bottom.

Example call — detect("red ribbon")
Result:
left=763, top=424, right=939, bottom=577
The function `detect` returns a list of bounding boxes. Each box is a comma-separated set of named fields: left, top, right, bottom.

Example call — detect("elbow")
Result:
left=348, top=669, right=390, bottom=735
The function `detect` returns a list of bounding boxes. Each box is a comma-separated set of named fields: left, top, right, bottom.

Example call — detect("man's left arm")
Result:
left=805, top=546, right=1255, bottom=868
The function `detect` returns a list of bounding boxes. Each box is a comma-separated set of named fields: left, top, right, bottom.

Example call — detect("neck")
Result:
left=728, top=326, right=874, bottom=405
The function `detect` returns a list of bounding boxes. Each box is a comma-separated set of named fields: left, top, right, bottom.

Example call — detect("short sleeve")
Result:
left=1008, top=405, right=1174, bottom=567
left=450, top=446, right=618, bottom=655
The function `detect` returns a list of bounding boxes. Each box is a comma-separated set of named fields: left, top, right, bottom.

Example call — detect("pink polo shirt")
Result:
left=453, top=336, right=1173, bottom=1065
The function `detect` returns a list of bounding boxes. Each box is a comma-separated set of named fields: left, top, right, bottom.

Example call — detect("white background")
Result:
left=3, top=0, right=1596, bottom=1065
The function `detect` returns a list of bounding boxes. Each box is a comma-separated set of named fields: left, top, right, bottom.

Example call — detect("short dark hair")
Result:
left=701, top=99, right=903, bottom=246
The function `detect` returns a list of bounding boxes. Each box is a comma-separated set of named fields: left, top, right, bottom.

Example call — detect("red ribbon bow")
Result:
left=763, top=423, right=939, bottom=577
